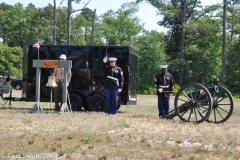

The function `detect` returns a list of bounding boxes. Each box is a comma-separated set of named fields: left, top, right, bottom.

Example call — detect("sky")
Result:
left=1, top=0, right=223, bottom=33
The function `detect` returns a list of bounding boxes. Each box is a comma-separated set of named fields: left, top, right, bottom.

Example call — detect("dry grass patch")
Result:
left=0, top=91, right=240, bottom=159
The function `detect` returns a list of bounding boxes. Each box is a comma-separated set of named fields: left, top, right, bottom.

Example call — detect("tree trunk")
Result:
left=90, top=9, right=96, bottom=46
left=85, top=27, right=87, bottom=45
left=220, top=0, right=227, bottom=85
left=179, top=0, right=186, bottom=87
left=53, top=0, right=57, bottom=45
left=67, top=0, right=71, bottom=45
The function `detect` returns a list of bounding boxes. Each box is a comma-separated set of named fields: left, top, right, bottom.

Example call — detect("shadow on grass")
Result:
left=0, top=106, right=129, bottom=115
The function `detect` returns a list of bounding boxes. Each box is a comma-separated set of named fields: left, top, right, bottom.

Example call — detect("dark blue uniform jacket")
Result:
left=155, top=72, right=173, bottom=97
left=104, top=65, right=124, bottom=90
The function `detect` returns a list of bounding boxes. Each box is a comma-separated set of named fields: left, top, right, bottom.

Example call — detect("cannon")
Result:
left=167, top=83, right=234, bottom=124
left=0, top=69, right=11, bottom=106
left=0, top=69, right=26, bottom=106
left=0, top=77, right=10, bottom=106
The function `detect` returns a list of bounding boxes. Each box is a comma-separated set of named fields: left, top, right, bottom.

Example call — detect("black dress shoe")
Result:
left=159, top=115, right=167, bottom=118
left=54, top=106, right=60, bottom=111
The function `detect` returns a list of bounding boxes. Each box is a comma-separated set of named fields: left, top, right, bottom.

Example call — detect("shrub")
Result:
left=137, top=83, right=156, bottom=94
left=173, top=83, right=180, bottom=95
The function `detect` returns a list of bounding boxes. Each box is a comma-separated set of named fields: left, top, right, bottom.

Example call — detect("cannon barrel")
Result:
left=187, top=85, right=218, bottom=98
left=206, top=85, right=219, bottom=93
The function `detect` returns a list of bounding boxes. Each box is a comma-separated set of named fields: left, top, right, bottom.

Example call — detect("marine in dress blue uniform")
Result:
left=103, top=57, right=124, bottom=114
left=154, top=65, right=173, bottom=118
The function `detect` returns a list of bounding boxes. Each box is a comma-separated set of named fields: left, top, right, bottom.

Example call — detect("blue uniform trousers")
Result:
left=106, top=88, right=118, bottom=114
left=158, top=96, right=170, bottom=117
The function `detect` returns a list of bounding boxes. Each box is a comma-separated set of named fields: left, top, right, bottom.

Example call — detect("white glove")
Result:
left=62, top=83, right=69, bottom=87
left=103, top=57, right=108, bottom=63
left=158, top=88, right=163, bottom=93
left=118, top=88, right=122, bottom=93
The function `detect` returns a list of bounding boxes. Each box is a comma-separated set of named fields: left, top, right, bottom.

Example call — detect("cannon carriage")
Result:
left=167, top=83, right=234, bottom=124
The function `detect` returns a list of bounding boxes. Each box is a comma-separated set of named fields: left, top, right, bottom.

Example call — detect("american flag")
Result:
left=32, top=42, right=40, bottom=48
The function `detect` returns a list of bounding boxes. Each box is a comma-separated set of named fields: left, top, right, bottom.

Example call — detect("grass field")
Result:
left=0, top=90, right=240, bottom=160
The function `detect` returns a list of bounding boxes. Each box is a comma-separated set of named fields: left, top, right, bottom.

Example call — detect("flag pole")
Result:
left=37, top=36, right=39, bottom=59
left=32, top=38, right=40, bottom=59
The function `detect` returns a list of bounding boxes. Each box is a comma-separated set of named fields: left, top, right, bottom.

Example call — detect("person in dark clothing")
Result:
left=103, top=57, right=124, bottom=114
left=154, top=65, right=173, bottom=118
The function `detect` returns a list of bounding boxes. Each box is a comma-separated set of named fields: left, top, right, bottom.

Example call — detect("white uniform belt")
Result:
left=56, top=80, right=63, bottom=82
left=159, top=85, right=169, bottom=88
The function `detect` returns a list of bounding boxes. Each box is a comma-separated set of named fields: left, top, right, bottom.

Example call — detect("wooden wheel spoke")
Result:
left=179, top=107, right=189, bottom=117
left=196, top=105, right=205, bottom=117
left=194, top=107, right=198, bottom=122
left=201, top=106, right=209, bottom=113
left=215, top=105, right=230, bottom=114
left=178, top=97, right=189, bottom=103
left=216, top=96, right=228, bottom=103
left=217, top=108, right=225, bottom=119
left=187, top=109, right=193, bottom=122
left=183, top=91, right=192, bottom=101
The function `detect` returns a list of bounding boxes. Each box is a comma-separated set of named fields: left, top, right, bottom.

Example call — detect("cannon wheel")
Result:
left=174, top=83, right=213, bottom=124
left=0, top=94, right=7, bottom=106
left=206, top=86, right=234, bottom=123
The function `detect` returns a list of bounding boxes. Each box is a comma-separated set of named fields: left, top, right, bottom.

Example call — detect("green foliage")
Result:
left=184, top=17, right=222, bottom=86
left=137, top=0, right=224, bottom=87
left=1, top=1, right=240, bottom=96
left=99, top=2, right=143, bottom=46
left=137, top=82, right=156, bottom=94
left=137, top=30, right=168, bottom=92
left=232, top=93, right=240, bottom=99
left=168, top=58, right=191, bottom=85
left=0, top=3, right=25, bottom=47
left=225, top=40, right=240, bottom=96
left=0, top=43, right=23, bottom=78
left=138, top=83, right=179, bottom=95
left=173, top=83, right=180, bottom=95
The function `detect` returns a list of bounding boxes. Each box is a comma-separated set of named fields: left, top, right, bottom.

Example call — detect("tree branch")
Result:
left=71, top=0, right=91, bottom=14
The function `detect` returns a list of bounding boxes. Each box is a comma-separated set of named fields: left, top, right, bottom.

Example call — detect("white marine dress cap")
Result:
left=160, top=65, right=169, bottom=69
left=109, top=57, right=117, bottom=62
left=59, top=54, right=67, bottom=60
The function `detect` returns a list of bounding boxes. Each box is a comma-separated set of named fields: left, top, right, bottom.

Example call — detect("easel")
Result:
left=30, top=59, right=72, bottom=113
